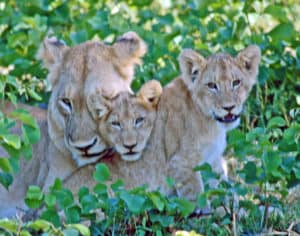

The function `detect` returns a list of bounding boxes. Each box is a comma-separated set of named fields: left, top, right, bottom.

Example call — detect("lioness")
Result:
left=141, top=45, right=261, bottom=201
left=63, top=80, right=164, bottom=193
left=0, top=31, right=147, bottom=217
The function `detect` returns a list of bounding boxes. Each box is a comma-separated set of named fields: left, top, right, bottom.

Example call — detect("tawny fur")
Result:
left=65, top=46, right=262, bottom=201
left=142, top=46, right=261, bottom=200
left=0, top=31, right=146, bottom=218
left=64, top=80, right=165, bottom=194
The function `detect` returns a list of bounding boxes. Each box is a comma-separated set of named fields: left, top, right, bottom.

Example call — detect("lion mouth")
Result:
left=214, top=113, right=240, bottom=123
left=123, top=151, right=139, bottom=156
left=83, top=148, right=113, bottom=159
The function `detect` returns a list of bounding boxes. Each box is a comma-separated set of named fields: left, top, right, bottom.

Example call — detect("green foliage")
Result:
left=0, top=0, right=299, bottom=235
left=0, top=107, right=40, bottom=189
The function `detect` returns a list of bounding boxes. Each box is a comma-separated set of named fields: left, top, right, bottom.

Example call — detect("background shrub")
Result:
left=0, top=0, right=299, bottom=235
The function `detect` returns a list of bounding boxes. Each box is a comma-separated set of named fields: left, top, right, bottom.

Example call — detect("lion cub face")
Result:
left=37, top=32, right=147, bottom=166
left=94, top=80, right=162, bottom=161
left=179, top=45, right=261, bottom=130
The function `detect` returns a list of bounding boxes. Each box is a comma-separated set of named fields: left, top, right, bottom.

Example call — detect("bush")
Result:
left=0, top=0, right=299, bottom=235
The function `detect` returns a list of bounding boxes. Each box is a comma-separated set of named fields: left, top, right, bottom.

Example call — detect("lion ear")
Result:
left=113, top=31, right=147, bottom=65
left=237, top=45, right=261, bottom=78
left=136, top=80, right=162, bottom=109
left=87, top=93, right=111, bottom=120
left=37, top=37, right=68, bottom=69
left=178, top=49, right=206, bottom=85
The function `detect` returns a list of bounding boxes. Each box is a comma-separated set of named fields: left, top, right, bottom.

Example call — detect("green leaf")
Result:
left=65, top=206, right=81, bottom=224
left=1, top=134, right=21, bottom=149
left=120, top=191, right=146, bottom=214
left=93, top=183, right=108, bottom=196
left=62, top=228, right=79, bottom=236
left=0, top=219, right=18, bottom=233
left=267, top=116, right=286, bottom=129
left=244, top=161, right=257, bottom=184
left=80, top=194, right=98, bottom=213
left=269, top=23, right=294, bottom=43
left=263, top=152, right=282, bottom=177
left=173, top=198, right=195, bottom=217
left=148, top=192, right=165, bottom=211
left=22, top=123, right=41, bottom=144
left=264, top=5, right=288, bottom=22
left=10, top=109, right=39, bottom=128
left=27, top=219, right=52, bottom=231
left=93, top=163, right=110, bottom=182
left=110, top=179, right=124, bottom=192
left=0, top=158, right=13, bottom=173
left=0, top=172, right=13, bottom=190
left=40, top=209, right=61, bottom=227
left=68, top=224, right=90, bottom=236
left=197, top=193, right=207, bottom=208
left=55, top=189, right=74, bottom=209
left=28, top=88, right=42, bottom=101
left=45, top=194, right=56, bottom=207
left=149, top=213, right=174, bottom=227
left=25, top=185, right=44, bottom=209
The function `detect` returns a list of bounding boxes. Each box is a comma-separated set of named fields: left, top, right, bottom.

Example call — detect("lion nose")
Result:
left=123, top=143, right=137, bottom=150
left=222, top=105, right=235, bottom=112
left=72, top=137, right=98, bottom=153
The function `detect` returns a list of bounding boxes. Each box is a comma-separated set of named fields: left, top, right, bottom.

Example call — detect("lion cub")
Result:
left=142, top=46, right=261, bottom=201
left=64, top=80, right=164, bottom=193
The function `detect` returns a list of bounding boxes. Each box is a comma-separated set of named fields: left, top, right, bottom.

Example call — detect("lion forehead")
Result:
left=203, top=53, right=244, bottom=81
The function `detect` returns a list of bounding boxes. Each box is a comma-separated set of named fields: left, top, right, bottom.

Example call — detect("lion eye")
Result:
left=207, top=82, right=218, bottom=91
left=59, top=98, right=72, bottom=113
left=232, top=79, right=241, bottom=88
left=111, top=121, right=121, bottom=129
left=135, top=117, right=144, bottom=127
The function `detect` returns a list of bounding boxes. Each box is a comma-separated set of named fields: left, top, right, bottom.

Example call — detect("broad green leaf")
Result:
left=65, top=206, right=81, bottom=224
left=80, top=194, right=98, bottom=213
left=68, top=224, right=90, bottom=236
left=41, top=209, right=61, bottom=227
left=243, top=161, right=257, bottom=184
left=267, top=116, right=286, bottom=129
left=93, top=183, right=108, bottom=196
left=269, top=23, right=294, bottom=43
left=148, top=192, right=165, bottom=211
left=0, top=158, right=13, bottom=173
left=197, top=193, right=207, bottom=208
left=173, top=198, right=195, bottom=217
left=27, top=219, right=52, bottom=231
left=93, top=163, right=110, bottom=182
left=0, top=219, right=18, bottom=233
left=110, top=179, right=124, bottom=192
left=264, top=5, right=288, bottom=22
left=45, top=194, right=56, bottom=207
left=22, top=123, right=41, bottom=144
left=149, top=213, right=174, bottom=227
left=10, top=109, right=38, bottom=128
left=62, top=228, right=79, bottom=236
left=263, top=152, right=282, bottom=178
left=1, top=134, right=21, bottom=149
left=55, top=189, right=74, bottom=209
left=0, top=172, right=13, bottom=190
left=25, top=185, right=44, bottom=209
left=120, top=191, right=146, bottom=214
left=28, top=88, right=42, bottom=101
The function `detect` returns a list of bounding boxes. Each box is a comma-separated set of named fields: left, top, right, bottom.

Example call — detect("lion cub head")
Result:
left=179, top=45, right=261, bottom=130
left=93, top=80, right=162, bottom=162
left=37, top=32, right=147, bottom=166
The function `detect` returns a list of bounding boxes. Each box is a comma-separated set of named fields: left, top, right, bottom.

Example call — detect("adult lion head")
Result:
left=37, top=32, right=147, bottom=166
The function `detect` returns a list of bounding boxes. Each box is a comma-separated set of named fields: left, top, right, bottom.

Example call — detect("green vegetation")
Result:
left=0, top=0, right=299, bottom=235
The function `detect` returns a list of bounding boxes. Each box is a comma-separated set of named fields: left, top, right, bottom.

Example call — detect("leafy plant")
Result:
left=0, top=0, right=299, bottom=235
